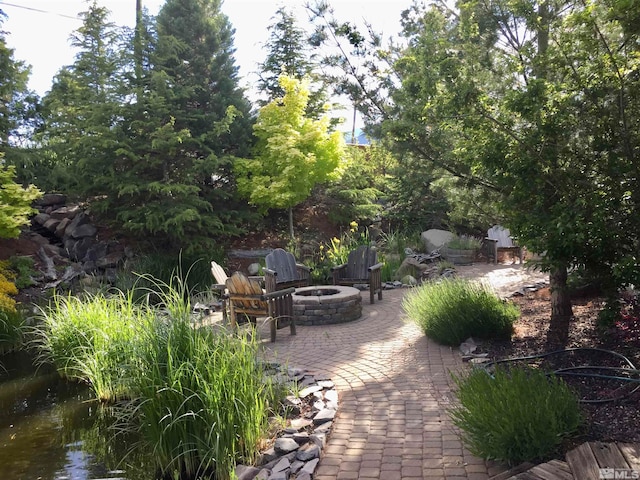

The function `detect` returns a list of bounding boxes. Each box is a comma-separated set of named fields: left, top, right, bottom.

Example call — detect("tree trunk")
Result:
left=547, top=263, right=573, bottom=347
left=288, top=206, right=294, bottom=241
left=134, top=0, right=143, bottom=102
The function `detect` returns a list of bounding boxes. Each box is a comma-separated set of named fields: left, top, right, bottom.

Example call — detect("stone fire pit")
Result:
left=293, top=286, right=362, bottom=325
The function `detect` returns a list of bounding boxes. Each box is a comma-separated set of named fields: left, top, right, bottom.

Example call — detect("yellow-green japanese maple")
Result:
left=236, top=75, right=345, bottom=238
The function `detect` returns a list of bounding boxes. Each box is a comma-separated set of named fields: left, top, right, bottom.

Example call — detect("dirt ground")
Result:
left=455, top=261, right=549, bottom=297
left=455, top=261, right=640, bottom=445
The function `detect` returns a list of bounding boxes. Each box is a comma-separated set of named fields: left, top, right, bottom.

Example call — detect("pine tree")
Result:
left=258, top=7, right=327, bottom=119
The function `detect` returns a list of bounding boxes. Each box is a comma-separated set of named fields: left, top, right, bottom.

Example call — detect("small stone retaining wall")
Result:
left=293, top=286, right=362, bottom=325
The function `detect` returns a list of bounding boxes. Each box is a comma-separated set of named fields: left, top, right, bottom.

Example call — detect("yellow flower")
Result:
left=350, top=221, right=358, bottom=229
left=319, top=245, right=324, bottom=250
left=332, top=237, right=340, bottom=244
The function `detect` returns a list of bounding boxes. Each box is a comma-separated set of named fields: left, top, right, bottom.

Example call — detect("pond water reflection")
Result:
left=0, top=352, right=153, bottom=480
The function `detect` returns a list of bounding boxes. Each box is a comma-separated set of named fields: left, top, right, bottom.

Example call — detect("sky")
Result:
left=1, top=0, right=414, bottom=127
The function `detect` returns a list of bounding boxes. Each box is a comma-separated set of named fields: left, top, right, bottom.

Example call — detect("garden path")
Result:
left=260, top=264, right=547, bottom=479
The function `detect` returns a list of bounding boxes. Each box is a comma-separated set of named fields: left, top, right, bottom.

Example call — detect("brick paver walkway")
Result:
left=261, top=287, right=508, bottom=480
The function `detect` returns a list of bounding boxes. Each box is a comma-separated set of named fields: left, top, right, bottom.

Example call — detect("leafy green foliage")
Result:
left=450, top=366, right=583, bottom=465
left=236, top=75, right=345, bottom=234
left=0, top=157, right=41, bottom=238
left=324, top=144, right=389, bottom=225
left=310, top=0, right=640, bottom=323
left=403, top=278, right=518, bottom=345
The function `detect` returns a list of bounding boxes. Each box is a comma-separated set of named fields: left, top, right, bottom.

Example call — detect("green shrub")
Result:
left=449, top=366, right=583, bottom=465
left=0, top=308, right=25, bottom=354
left=7, top=255, right=36, bottom=289
left=445, top=234, right=482, bottom=250
left=403, top=278, right=518, bottom=345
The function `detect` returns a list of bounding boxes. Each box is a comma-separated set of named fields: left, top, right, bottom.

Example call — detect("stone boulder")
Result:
left=421, top=229, right=455, bottom=253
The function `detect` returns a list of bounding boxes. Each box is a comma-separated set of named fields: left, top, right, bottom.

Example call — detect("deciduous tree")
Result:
left=235, top=75, right=344, bottom=239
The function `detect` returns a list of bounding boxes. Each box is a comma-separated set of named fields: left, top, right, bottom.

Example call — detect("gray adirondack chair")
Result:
left=225, top=272, right=295, bottom=342
left=331, top=245, right=383, bottom=304
left=264, top=248, right=311, bottom=292
left=484, top=225, right=524, bottom=264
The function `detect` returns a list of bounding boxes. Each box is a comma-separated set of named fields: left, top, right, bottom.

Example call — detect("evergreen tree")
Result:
left=39, top=1, right=123, bottom=193
left=106, top=0, right=256, bottom=251
left=259, top=7, right=328, bottom=119
left=0, top=10, right=39, bottom=164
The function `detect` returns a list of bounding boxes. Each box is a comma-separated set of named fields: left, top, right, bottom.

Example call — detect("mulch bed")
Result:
left=481, top=288, right=640, bottom=444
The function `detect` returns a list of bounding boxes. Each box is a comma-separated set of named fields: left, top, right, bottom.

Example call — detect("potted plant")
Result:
left=443, top=235, right=482, bottom=265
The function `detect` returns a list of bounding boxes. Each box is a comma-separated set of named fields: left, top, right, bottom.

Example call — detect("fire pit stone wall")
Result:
left=293, top=286, right=362, bottom=325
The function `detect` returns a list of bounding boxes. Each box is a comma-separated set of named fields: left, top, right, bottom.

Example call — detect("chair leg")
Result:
left=228, top=303, right=237, bottom=333
left=289, top=315, right=296, bottom=336
left=378, top=288, right=382, bottom=301
left=370, top=284, right=375, bottom=304
left=270, top=317, right=277, bottom=343
left=221, top=298, right=228, bottom=324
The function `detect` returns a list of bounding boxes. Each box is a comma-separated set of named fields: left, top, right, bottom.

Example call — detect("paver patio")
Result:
left=261, top=285, right=511, bottom=480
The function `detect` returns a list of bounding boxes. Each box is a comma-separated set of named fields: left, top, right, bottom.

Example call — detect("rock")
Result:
left=68, top=237, right=94, bottom=262
left=235, top=464, right=261, bottom=480
left=269, top=471, right=288, bottom=480
left=33, top=213, right=50, bottom=226
left=83, top=243, right=108, bottom=262
left=70, top=223, right=97, bottom=239
left=43, top=218, right=60, bottom=232
left=310, top=433, right=326, bottom=448
left=324, top=389, right=338, bottom=404
left=35, top=193, right=67, bottom=207
left=64, top=212, right=91, bottom=238
left=274, top=437, right=299, bottom=454
left=248, top=262, right=261, bottom=275
left=271, top=456, right=290, bottom=473
left=258, top=447, right=278, bottom=464
left=421, top=229, right=455, bottom=252
left=49, top=205, right=80, bottom=220
left=401, top=274, right=418, bottom=286
left=296, top=443, right=320, bottom=461
left=254, top=469, right=270, bottom=480
left=289, top=418, right=312, bottom=429
left=300, top=458, right=320, bottom=475
left=313, top=408, right=336, bottom=425
left=290, top=460, right=304, bottom=474
left=295, top=473, right=311, bottom=480
left=298, top=385, right=323, bottom=398
left=55, top=217, right=72, bottom=238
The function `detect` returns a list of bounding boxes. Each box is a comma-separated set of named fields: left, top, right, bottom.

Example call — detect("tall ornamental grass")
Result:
left=33, top=290, right=151, bottom=401
left=34, top=274, right=282, bottom=479
left=403, top=278, right=519, bottom=345
left=450, top=366, right=584, bottom=465
left=124, top=320, right=278, bottom=480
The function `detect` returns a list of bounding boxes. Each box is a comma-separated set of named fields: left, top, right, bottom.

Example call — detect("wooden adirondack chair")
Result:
left=225, top=272, right=296, bottom=342
left=210, top=261, right=229, bottom=322
left=331, top=245, right=383, bottom=304
left=211, top=261, right=265, bottom=324
left=484, top=225, right=524, bottom=264
left=264, top=248, right=311, bottom=292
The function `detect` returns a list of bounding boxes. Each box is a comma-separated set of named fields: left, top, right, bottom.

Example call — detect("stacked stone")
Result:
left=235, top=366, right=338, bottom=480
left=30, top=193, right=127, bottom=287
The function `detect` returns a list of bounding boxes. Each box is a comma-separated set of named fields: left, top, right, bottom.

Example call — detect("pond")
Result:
left=0, top=351, right=154, bottom=480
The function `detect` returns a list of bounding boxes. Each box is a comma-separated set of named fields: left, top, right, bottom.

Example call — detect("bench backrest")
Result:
left=487, top=225, right=516, bottom=248
left=265, top=248, right=299, bottom=284
left=344, top=245, right=378, bottom=280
